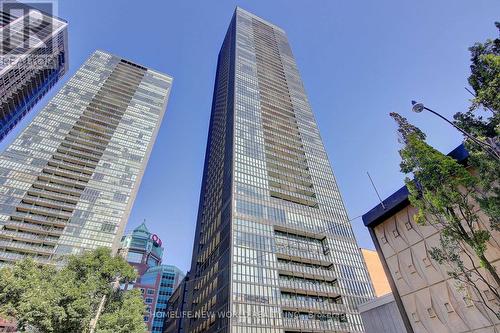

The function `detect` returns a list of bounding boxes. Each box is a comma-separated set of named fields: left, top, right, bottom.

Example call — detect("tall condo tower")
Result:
left=0, top=50, right=172, bottom=265
left=0, top=1, right=68, bottom=140
left=185, top=8, right=374, bottom=333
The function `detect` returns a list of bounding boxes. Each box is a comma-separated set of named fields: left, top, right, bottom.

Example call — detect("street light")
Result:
left=411, top=101, right=500, bottom=161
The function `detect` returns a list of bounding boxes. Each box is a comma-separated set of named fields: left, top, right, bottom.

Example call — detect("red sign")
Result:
left=151, top=234, right=162, bottom=247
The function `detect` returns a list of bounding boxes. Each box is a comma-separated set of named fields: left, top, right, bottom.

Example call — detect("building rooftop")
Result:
left=362, top=144, right=468, bottom=228
left=235, top=7, right=285, bottom=33
left=358, top=292, right=396, bottom=313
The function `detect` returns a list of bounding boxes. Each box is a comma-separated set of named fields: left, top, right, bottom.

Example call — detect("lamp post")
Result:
left=411, top=101, right=500, bottom=161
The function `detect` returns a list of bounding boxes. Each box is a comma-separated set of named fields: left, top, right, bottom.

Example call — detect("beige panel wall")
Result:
left=374, top=204, right=500, bottom=333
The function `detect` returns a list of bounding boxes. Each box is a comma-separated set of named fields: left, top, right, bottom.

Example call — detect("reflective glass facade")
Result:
left=186, top=8, right=374, bottom=333
left=0, top=50, right=172, bottom=265
left=0, top=3, right=68, bottom=140
left=119, top=223, right=184, bottom=333
left=150, top=265, right=184, bottom=333
left=119, top=221, right=163, bottom=275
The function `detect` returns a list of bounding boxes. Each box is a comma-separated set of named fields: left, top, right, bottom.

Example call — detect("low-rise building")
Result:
left=164, top=272, right=190, bottom=333
left=119, top=222, right=163, bottom=275
left=358, top=293, right=409, bottom=333
left=0, top=317, right=16, bottom=332
left=362, top=145, right=500, bottom=333
left=119, top=222, right=184, bottom=333
left=361, top=248, right=391, bottom=297
left=147, top=265, right=184, bottom=333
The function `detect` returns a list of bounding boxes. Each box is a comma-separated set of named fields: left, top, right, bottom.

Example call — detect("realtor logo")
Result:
left=0, top=0, right=58, bottom=56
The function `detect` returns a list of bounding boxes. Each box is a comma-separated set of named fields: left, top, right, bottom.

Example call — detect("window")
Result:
left=444, top=302, right=454, bottom=313
left=405, top=222, right=412, bottom=230
left=427, top=307, right=436, bottom=318
left=127, top=251, right=143, bottom=263
left=147, top=256, right=159, bottom=267
left=145, top=298, right=153, bottom=304
left=484, top=290, right=495, bottom=301
left=392, top=229, right=400, bottom=238
left=101, top=223, right=115, bottom=232
left=411, top=312, right=419, bottom=322
left=423, top=257, right=432, bottom=267
left=380, top=236, right=387, bottom=244
left=147, top=289, right=155, bottom=295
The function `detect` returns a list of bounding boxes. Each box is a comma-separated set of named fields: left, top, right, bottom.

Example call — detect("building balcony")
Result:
left=33, top=180, right=83, bottom=197
left=65, top=132, right=108, bottom=151
left=17, top=203, right=73, bottom=219
left=276, top=260, right=335, bottom=282
left=280, top=298, right=345, bottom=314
left=67, top=129, right=109, bottom=146
left=10, top=211, right=68, bottom=228
left=268, top=169, right=313, bottom=187
left=268, top=176, right=314, bottom=195
left=278, top=279, right=340, bottom=299
left=282, top=318, right=350, bottom=332
left=4, top=220, right=64, bottom=236
left=37, top=172, right=89, bottom=189
left=52, top=152, right=98, bottom=169
left=62, top=134, right=106, bottom=153
left=22, top=195, right=77, bottom=211
left=0, top=229, right=59, bottom=245
left=275, top=246, right=330, bottom=267
left=27, top=188, right=79, bottom=205
left=57, top=145, right=101, bottom=163
left=43, top=165, right=92, bottom=183
left=47, top=159, right=95, bottom=176
left=0, top=249, right=51, bottom=264
left=81, top=109, right=120, bottom=126
left=0, top=239, right=54, bottom=255
left=72, top=122, right=112, bottom=141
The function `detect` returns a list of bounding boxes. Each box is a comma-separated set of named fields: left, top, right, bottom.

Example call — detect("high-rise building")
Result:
left=0, top=1, right=68, bottom=140
left=0, top=50, right=172, bottom=265
left=185, top=8, right=374, bottom=333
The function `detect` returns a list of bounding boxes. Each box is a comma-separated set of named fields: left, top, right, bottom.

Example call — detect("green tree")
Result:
left=389, top=22, right=500, bottom=320
left=391, top=112, right=499, bottom=309
left=466, top=22, right=500, bottom=113
left=454, top=22, right=500, bottom=233
left=96, top=289, right=148, bottom=333
left=0, top=248, right=147, bottom=333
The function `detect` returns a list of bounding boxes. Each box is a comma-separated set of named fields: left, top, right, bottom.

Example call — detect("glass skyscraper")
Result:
left=0, top=50, right=172, bottom=265
left=186, top=8, right=374, bottom=333
left=0, top=1, right=68, bottom=140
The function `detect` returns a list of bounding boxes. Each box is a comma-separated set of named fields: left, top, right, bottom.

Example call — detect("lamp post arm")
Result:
left=423, top=106, right=500, bottom=161
left=423, top=107, right=475, bottom=141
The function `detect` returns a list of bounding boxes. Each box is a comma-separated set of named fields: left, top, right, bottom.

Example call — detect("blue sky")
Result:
left=1, top=0, right=499, bottom=272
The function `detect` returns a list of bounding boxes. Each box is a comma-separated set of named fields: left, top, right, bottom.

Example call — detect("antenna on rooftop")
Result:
left=465, top=87, right=475, bottom=97
left=367, top=171, right=386, bottom=210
